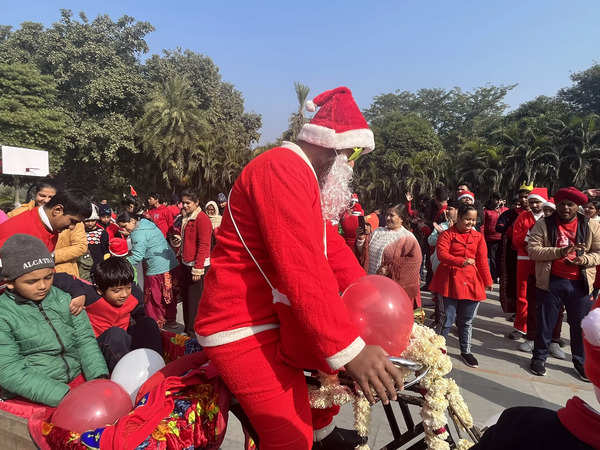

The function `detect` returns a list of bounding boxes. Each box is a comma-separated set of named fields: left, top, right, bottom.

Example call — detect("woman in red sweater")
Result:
left=179, top=190, right=213, bottom=335
left=430, top=204, right=493, bottom=368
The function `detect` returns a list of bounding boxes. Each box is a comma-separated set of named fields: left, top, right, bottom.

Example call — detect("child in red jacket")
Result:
left=430, top=204, right=493, bottom=368
left=87, top=258, right=163, bottom=371
left=179, top=190, right=213, bottom=336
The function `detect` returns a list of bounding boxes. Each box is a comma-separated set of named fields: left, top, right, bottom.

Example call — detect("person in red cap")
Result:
left=194, top=87, right=404, bottom=449
left=527, top=187, right=600, bottom=379
left=457, top=190, right=476, bottom=205
left=471, top=302, right=600, bottom=449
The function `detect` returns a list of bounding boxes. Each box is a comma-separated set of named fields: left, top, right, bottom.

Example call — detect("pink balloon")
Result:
left=52, top=380, right=132, bottom=433
left=342, top=275, right=414, bottom=356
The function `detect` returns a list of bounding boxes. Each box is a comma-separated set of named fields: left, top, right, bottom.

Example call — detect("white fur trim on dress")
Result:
left=527, top=194, right=546, bottom=203
left=326, top=336, right=366, bottom=370
left=297, top=123, right=375, bottom=153
left=196, top=324, right=280, bottom=347
left=582, top=308, right=600, bottom=346
left=457, top=193, right=474, bottom=202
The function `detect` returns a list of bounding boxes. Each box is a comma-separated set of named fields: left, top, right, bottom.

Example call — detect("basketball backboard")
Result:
left=1, top=145, right=49, bottom=177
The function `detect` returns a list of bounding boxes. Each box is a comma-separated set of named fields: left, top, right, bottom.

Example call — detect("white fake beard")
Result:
left=320, top=153, right=354, bottom=221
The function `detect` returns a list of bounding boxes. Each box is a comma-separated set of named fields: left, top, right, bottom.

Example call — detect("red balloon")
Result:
left=52, top=380, right=132, bottom=433
left=342, top=275, right=414, bottom=356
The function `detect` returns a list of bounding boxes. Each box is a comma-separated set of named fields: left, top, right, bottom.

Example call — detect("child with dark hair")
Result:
left=0, top=190, right=92, bottom=251
left=8, top=180, right=57, bottom=218
left=87, top=257, right=162, bottom=371
left=0, top=234, right=108, bottom=406
left=147, top=192, right=174, bottom=238
left=97, top=204, right=121, bottom=239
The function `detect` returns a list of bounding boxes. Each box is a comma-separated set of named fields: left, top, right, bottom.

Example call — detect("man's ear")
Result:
left=50, top=205, right=64, bottom=217
left=6, top=281, right=14, bottom=290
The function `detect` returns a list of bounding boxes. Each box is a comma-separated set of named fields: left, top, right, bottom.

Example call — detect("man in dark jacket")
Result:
left=0, top=234, right=108, bottom=406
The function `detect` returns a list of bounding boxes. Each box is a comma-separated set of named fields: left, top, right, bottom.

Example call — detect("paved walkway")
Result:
left=180, top=287, right=596, bottom=449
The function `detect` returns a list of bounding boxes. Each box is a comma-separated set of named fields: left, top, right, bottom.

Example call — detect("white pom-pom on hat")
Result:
left=305, top=100, right=316, bottom=112
left=582, top=307, right=600, bottom=346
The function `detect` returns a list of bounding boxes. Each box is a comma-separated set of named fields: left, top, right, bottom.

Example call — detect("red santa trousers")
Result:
left=204, top=328, right=339, bottom=450
left=514, top=259, right=564, bottom=339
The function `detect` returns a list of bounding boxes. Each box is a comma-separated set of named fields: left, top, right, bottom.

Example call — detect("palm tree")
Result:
left=136, top=76, right=210, bottom=189
left=281, top=82, right=310, bottom=141
left=559, top=114, right=600, bottom=187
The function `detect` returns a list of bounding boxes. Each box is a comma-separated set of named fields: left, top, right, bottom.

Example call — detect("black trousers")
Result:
left=181, top=265, right=205, bottom=335
left=533, top=277, right=591, bottom=364
left=486, top=239, right=501, bottom=281
left=97, top=316, right=163, bottom=371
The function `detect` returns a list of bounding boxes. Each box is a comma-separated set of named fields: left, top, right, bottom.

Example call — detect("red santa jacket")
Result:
left=429, top=225, right=493, bottom=301
left=85, top=295, right=139, bottom=337
left=181, top=208, right=213, bottom=275
left=149, top=205, right=174, bottom=238
left=512, top=210, right=543, bottom=259
left=98, top=221, right=121, bottom=240
left=195, top=142, right=366, bottom=373
left=340, top=212, right=360, bottom=251
left=0, top=207, right=57, bottom=251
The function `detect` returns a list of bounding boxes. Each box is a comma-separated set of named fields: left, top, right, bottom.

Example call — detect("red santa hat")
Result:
left=109, top=238, right=129, bottom=257
left=582, top=303, right=600, bottom=387
left=527, top=187, right=548, bottom=203
left=457, top=190, right=475, bottom=202
left=297, top=87, right=375, bottom=153
left=350, top=193, right=359, bottom=204
left=555, top=187, right=589, bottom=206
left=543, top=197, right=556, bottom=210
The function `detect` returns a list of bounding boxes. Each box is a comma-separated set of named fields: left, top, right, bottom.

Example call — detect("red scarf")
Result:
left=557, top=396, right=600, bottom=449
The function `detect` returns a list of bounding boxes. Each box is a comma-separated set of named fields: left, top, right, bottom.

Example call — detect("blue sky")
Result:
left=3, top=1, right=600, bottom=144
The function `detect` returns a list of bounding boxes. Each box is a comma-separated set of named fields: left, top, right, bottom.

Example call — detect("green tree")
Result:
left=0, top=63, right=69, bottom=171
left=281, top=82, right=310, bottom=142
left=558, top=64, right=600, bottom=115
left=558, top=114, right=600, bottom=188
left=136, top=76, right=210, bottom=189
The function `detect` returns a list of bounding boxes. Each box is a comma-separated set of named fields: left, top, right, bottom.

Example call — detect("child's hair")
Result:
left=46, top=190, right=92, bottom=217
left=92, top=257, right=134, bottom=292
left=148, top=192, right=161, bottom=201
left=447, top=200, right=459, bottom=209
left=458, top=203, right=478, bottom=218
left=180, top=189, right=200, bottom=203
left=116, top=211, right=138, bottom=223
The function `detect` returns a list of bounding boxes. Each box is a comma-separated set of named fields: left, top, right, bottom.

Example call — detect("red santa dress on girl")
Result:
left=195, top=87, right=374, bottom=449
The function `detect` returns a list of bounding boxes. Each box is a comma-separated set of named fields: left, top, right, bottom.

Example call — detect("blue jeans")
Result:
left=439, top=297, right=480, bottom=354
left=533, top=276, right=591, bottom=364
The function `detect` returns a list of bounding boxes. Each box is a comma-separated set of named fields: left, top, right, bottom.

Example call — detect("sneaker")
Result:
left=530, top=359, right=546, bottom=376
left=574, top=360, right=590, bottom=383
left=552, top=337, right=567, bottom=348
left=518, top=340, right=534, bottom=353
left=461, top=353, right=479, bottom=368
left=312, top=427, right=364, bottom=450
left=549, top=342, right=567, bottom=360
left=507, top=330, right=525, bottom=340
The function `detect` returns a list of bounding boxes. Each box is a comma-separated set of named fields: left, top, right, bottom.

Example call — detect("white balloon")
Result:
left=110, top=348, right=165, bottom=405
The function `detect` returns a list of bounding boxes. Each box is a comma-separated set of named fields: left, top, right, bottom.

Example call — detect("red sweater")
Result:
left=195, top=143, right=366, bottom=373
left=149, top=205, right=174, bottom=238
left=85, top=295, right=138, bottom=337
left=512, top=210, right=542, bottom=259
left=181, top=208, right=213, bottom=274
left=0, top=207, right=57, bottom=250
left=429, top=226, right=493, bottom=301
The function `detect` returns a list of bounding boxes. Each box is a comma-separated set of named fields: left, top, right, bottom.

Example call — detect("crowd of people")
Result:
left=0, top=85, right=599, bottom=450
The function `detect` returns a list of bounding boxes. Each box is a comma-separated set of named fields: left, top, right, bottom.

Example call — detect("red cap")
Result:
left=554, top=187, right=589, bottom=206
left=457, top=190, right=475, bottom=202
left=527, top=187, right=548, bottom=203
left=297, top=87, right=374, bottom=152
left=109, top=238, right=129, bottom=257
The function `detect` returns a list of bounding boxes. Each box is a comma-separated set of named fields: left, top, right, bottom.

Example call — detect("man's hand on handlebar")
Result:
left=344, top=345, right=405, bottom=405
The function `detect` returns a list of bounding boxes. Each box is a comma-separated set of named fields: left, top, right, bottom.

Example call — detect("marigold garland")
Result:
left=308, top=324, right=475, bottom=450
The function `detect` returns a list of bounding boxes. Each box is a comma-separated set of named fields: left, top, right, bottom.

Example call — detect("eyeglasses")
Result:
left=348, top=147, right=364, bottom=162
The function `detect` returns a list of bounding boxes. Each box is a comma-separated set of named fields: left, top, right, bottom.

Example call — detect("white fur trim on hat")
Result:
left=457, top=193, right=474, bottom=202
left=582, top=308, right=600, bottom=346
left=543, top=201, right=556, bottom=210
left=527, top=194, right=546, bottom=203
left=305, top=100, right=316, bottom=112
left=85, top=204, right=99, bottom=221
left=297, top=123, right=375, bottom=153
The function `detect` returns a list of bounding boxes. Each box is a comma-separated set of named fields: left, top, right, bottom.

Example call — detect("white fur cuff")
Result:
left=326, top=337, right=366, bottom=370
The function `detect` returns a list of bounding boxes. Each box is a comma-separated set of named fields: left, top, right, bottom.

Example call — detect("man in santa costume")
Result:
left=472, top=299, right=600, bottom=449
left=528, top=187, right=600, bottom=379
left=195, top=87, right=404, bottom=449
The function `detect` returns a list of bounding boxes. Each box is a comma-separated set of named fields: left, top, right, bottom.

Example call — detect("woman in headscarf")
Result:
left=357, top=203, right=422, bottom=307
left=205, top=201, right=222, bottom=230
